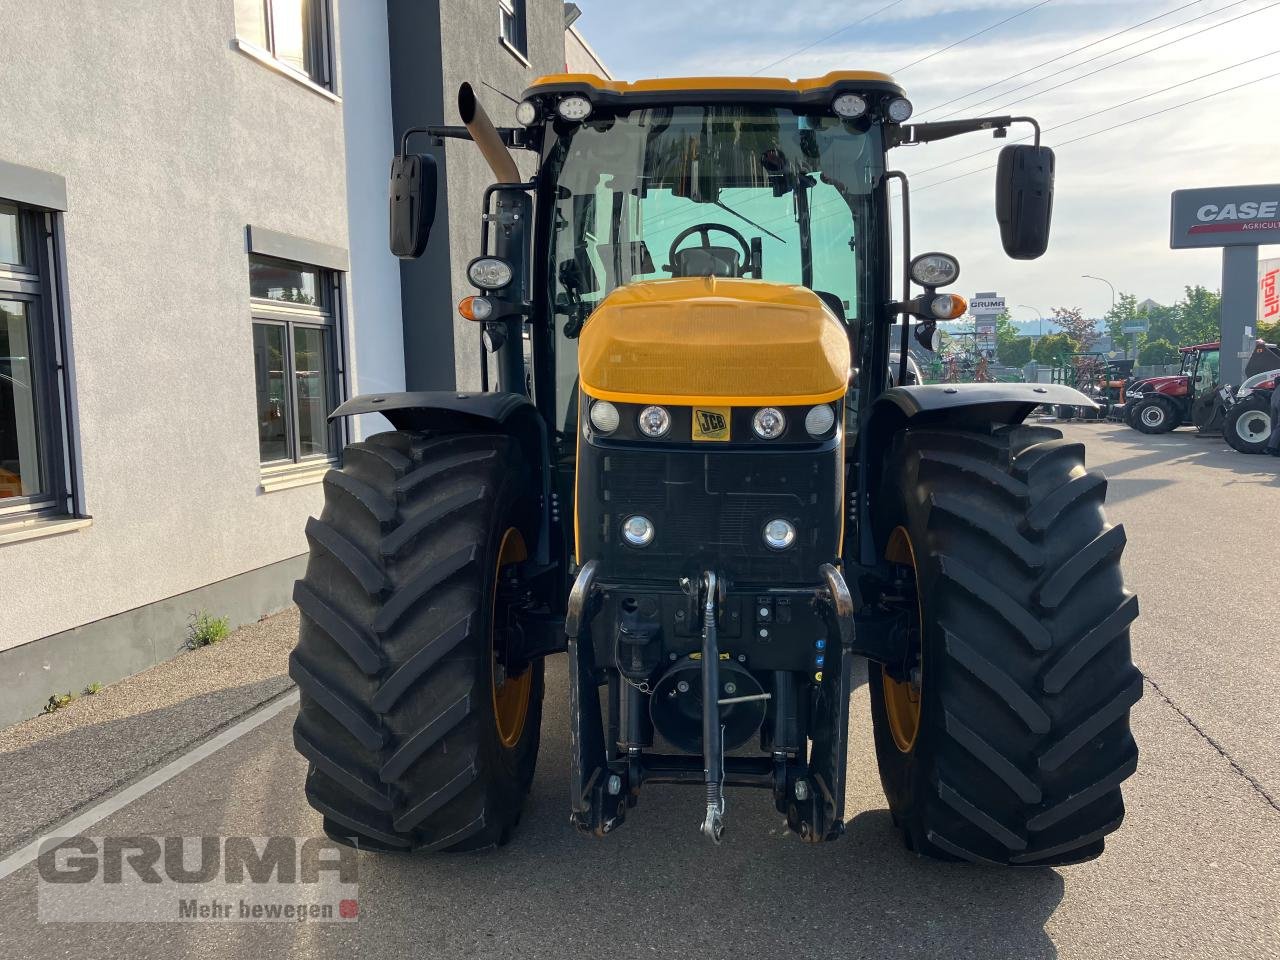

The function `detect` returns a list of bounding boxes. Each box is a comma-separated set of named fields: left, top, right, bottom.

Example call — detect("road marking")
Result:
left=0, top=689, right=300, bottom=883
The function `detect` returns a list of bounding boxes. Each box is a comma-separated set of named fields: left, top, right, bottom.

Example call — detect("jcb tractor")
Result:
left=289, top=71, right=1141, bottom=866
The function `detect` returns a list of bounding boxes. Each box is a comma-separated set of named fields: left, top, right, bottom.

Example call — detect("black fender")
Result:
left=855, top=382, right=1094, bottom=565
left=330, top=390, right=553, bottom=566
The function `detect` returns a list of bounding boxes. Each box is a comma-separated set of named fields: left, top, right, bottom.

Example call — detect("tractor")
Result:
left=1122, top=340, right=1280, bottom=435
left=288, top=71, right=1141, bottom=866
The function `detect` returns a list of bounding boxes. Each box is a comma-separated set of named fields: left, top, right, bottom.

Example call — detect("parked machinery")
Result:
left=287, top=72, right=1141, bottom=865
left=1122, top=340, right=1280, bottom=435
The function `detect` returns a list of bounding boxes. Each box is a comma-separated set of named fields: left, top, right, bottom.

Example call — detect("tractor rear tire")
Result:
left=290, top=430, right=543, bottom=852
left=1223, top=395, right=1273, bottom=454
left=869, top=422, right=1141, bottom=866
left=1131, top=397, right=1178, bottom=433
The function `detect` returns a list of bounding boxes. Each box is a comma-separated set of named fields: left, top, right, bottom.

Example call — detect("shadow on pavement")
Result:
left=1079, top=423, right=1280, bottom=484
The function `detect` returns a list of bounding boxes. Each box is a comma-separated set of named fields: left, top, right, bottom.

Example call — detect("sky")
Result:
left=572, top=0, right=1280, bottom=323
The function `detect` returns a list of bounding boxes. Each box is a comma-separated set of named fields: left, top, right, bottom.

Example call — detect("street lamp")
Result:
left=1017, top=303, right=1044, bottom=338
left=1082, top=274, right=1123, bottom=357
left=1082, top=274, right=1116, bottom=309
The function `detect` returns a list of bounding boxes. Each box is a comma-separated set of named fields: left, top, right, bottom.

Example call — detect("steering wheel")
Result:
left=667, top=223, right=752, bottom=277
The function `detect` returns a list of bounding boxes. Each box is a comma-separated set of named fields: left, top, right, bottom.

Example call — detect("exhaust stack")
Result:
left=458, top=83, right=520, bottom=184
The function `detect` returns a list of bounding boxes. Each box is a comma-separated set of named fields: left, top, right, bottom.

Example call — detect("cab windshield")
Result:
left=544, top=105, right=882, bottom=428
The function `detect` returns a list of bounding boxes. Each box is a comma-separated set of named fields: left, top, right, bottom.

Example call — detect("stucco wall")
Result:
left=0, top=0, right=352, bottom=650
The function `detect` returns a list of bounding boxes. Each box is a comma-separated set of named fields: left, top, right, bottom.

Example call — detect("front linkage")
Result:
left=563, top=560, right=879, bottom=844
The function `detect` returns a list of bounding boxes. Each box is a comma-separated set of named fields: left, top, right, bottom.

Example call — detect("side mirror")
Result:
left=995, top=144, right=1054, bottom=260
left=389, top=152, right=438, bottom=259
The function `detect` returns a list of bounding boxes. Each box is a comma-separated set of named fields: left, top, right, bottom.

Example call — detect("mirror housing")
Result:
left=995, top=144, right=1054, bottom=260
left=915, top=320, right=942, bottom=353
left=389, top=152, right=438, bottom=259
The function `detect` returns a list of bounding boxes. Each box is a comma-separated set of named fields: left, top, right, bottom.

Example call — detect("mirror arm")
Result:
left=398, top=125, right=530, bottom=155
left=883, top=171, right=912, bottom=388
left=896, top=115, right=1041, bottom=148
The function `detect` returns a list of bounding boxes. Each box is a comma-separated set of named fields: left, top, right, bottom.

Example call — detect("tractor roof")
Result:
left=522, top=71, right=905, bottom=108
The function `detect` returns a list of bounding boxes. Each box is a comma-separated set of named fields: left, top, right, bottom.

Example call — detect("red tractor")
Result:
left=1122, top=340, right=1280, bottom=435
left=1222, top=368, right=1279, bottom=454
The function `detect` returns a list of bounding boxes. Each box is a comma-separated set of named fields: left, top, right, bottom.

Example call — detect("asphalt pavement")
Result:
left=1, top=421, right=1277, bottom=959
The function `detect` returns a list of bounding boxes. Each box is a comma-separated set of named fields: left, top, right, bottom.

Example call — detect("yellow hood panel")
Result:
left=578, top=278, right=850, bottom=405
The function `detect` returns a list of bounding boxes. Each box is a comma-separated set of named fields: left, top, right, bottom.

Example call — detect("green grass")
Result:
left=187, top=611, right=231, bottom=649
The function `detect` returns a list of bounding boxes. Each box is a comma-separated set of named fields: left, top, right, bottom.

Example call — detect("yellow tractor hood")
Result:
left=578, top=278, right=850, bottom=406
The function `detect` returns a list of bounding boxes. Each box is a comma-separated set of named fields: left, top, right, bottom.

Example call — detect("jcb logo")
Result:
left=692, top=408, right=730, bottom=441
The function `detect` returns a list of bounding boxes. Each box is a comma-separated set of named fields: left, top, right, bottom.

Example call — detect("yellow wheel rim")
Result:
left=882, top=526, right=923, bottom=753
left=491, top=527, right=532, bottom=748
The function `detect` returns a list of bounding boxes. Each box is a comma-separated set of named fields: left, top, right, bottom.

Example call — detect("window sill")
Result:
left=498, top=37, right=531, bottom=68
left=0, top=515, right=92, bottom=547
left=232, top=39, right=341, bottom=103
left=259, top=460, right=336, bottom=493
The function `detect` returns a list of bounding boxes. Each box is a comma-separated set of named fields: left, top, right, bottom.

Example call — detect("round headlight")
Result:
left=804, top=404, right=836, bottom=437
left=763, top=519, right=796, bottom=551
left=515, top=99, right=539, bottom=126
left=909, top=253, right=960, bottom=288
left=467, top=257, right=513, bottom=290
left=622, top=515, right=655, bottom=547
left=637, top=405, right=671, bottom=438
left=752, top=407, right=786, bottom=440
left=589, top=400, right=620, bottom=434
left=557, top=95, right=593, bottom=121
left=832, top=93, right=868, bottom=119
left=886, top=97, right=914, bottom=123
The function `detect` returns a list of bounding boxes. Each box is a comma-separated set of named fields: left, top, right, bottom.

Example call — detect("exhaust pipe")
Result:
left=458, top=82, right=520, bottom=184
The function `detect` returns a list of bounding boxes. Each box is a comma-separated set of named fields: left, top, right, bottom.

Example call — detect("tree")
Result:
left=1259, top=316, right=1280, bottom=345
left=1175, top=285, right=1220, bottom=345
left=1103, top=292, right=1139, bottom=345
left=1143, top=302, right=1181, bottom=344
left=1051, top=306, right=1098, bottom=351
left=1138, top=338, right=1178, bottom=366
left=1034, top=332, right=1075, bottom=365
left=998, top=336, right=1032, bottom=366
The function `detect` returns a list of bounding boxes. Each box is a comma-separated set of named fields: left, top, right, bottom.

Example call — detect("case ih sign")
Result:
left=1171, top=184, right=1280, bottom=248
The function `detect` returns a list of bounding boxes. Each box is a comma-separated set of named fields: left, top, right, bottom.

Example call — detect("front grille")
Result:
left=578, top=444, right=841, bottom=585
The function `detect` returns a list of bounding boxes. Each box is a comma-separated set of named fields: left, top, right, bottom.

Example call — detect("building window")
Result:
left=0, top=200, right=70, bottom=519
left=499, top=0, right=527, bottom=58
left=249, top=256, right=342, bottom=469
left=235, top=0, right=333, bottom=88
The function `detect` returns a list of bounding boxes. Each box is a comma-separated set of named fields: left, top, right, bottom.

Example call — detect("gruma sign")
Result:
left=1170, top=184, right=1280, bottom=248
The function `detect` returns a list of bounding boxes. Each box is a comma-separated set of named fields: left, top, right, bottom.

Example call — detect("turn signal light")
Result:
left=930, top=294, right=967, bottom=320
left=458, top=296, right=493, bottom=321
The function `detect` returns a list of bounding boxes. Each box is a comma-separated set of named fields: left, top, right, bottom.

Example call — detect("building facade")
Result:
left=0, top=0, right=607, bottom=723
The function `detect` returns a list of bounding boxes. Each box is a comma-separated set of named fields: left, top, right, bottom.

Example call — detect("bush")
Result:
left=1033, top=333, right=1075, bottom=365
left=43, top=692, right=76, bottom=714
left=998, top=337, right=1032, bottom=366
left=188, top=611, right=231, bottom=648
left=1139, top=338, right=1179, bottom=366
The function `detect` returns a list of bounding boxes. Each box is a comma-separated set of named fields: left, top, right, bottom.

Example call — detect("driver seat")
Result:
left=668, top=246, right=741, bottom=278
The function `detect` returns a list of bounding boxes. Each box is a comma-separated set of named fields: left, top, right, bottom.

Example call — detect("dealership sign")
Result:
left=1171, top=184, right=1280, bottom=248
left=1261, top=258, right=1279, bottom=326
left=971, top=292, right=1005, bottom=316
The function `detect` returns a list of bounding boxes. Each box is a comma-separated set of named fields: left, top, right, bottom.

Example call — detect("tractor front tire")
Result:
left=1223, top=395, right=1273, bottom=454
left=869, top=423, right=1141, bottom=866
left=290, top=430, right=543, bottom=852
left=1131, top=398, right=1177, bottom=434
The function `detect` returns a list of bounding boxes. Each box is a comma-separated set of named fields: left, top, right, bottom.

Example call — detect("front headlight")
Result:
left=762, top=519, right=796, bottom=551
left=804, top=404, right=836, bottom=437
left=637, top=405, right=671, bottom=438
left=752, top=407, right=786, bottom=440
left=588, top=400, right=620, bottom=434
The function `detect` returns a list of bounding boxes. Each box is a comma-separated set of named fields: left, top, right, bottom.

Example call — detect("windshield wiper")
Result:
left=712, top=199, right=786, bottom=244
